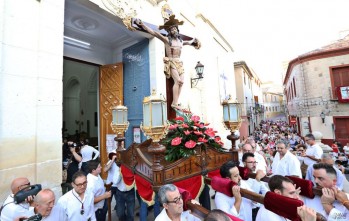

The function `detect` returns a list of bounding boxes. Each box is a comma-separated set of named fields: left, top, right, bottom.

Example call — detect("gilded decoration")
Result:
left=101, top=0, right=139, bottom=31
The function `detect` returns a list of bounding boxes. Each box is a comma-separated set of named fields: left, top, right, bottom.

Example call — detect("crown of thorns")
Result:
left=159, top=14, right=184, bottom=30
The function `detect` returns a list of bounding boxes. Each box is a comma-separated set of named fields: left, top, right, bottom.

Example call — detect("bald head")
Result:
left=34, top=189, right=55, bottom=217
left=242, top=143, right=253, bottom=154
left=11, top=177, right=30, bottom=194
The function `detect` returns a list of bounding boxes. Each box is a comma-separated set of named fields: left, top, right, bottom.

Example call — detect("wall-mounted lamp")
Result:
left=191, top=61, right=204, bottom=88
left=320, top=112, right=325, bottom=124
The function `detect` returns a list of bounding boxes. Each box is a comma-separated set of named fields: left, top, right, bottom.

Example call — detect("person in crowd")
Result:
left=62, top=141, right=82, bottom=194
left=271, top=139, right=302, bottom=177
left=13, top=189, right=58, bottom=221
left=305, top=153, right=346, bottom=190
left=242, top=153, right=269, bottom=221
left=62, top=137, right=70, bottom=165
left=87, top=160, right=111, bottom=221
left=80, top=138, right=100, bottom=175
left=56, top=171, right=96, bottom=221
left=302, top=134, right=323, bottom=168
left=297, top=205, right=317, bottom=221
left=215, top=161, right=255, bottom=221
left=256, top=175, right=301, bottom=221
left=204, top=209, right=231, bottom=221
left=32, top=189, right=58, bottom=220
left=155, top=184, right=200, bottom=221
left=0, top=177, right=35, bottom=221
left=289, top=135, right=297, bottom=150
left=239, top=143, right=267, bottom=174
left=304, top=163, right=349, bottom=220
left=343, top=143, right=349, bottom=155
left=104, top=151, right=135, bottom=221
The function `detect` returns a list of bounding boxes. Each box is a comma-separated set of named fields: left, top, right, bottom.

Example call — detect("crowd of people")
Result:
left=1, top=120, right=349, bottom=221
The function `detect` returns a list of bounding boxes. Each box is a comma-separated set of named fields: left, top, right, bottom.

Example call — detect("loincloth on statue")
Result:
left=163, top=57, right=184, bottom=79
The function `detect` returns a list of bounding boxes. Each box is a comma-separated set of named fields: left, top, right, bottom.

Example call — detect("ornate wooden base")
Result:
left=119, top=139, right=238, bottom=191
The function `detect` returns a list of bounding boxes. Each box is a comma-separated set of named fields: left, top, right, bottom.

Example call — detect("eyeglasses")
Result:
left=246, top=161, right=258, bottom=164
left=298, top=149, right=304, bottom=152
left=74, top=181, right=88, bottom=188
left=167, top=195, right=182, bottom=204
left=305, top=139, right=312, bottom=142
left=18, top=182, right=30, bottom=190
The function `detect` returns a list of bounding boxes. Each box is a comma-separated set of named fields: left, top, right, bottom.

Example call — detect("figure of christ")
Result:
left=134, top=15, right=200, bottom=109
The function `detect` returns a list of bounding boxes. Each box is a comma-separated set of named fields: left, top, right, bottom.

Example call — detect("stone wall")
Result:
left=0, top=0, right=65, bottom=203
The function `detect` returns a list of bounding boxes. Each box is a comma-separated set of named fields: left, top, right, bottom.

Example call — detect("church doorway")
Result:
left=62, top=58, right=100, bottom=147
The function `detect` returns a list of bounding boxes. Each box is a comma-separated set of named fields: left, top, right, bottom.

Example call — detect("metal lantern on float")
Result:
left=222, top=95, right=242, bottom=149
left=110, top=102, right=129, bottom=151
left=141, top=89, right=169, bottom=145
left=141, top=89, right=169, bottom=172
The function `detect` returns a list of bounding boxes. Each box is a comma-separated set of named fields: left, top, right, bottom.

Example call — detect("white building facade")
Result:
left=0, top=0, right=237, bottom=200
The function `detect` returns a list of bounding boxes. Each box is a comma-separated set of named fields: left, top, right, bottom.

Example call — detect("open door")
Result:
left=99, top=63, right=123, bottom=178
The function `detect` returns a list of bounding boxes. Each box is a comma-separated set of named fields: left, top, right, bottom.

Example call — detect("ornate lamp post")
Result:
left=111, top=102, right=129, bottom=152
left=140, top=90, right=169, bottom=171
left=222, top=96, right=242, bottom=149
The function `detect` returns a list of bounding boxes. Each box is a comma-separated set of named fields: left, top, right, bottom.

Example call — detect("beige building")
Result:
left=0, top=0, right=237, bottom=201
left=284, top=35, right=349, bottom=145
left=234, top=61, right=264, bottom=139
left=262, top=82, right=286, bottom=121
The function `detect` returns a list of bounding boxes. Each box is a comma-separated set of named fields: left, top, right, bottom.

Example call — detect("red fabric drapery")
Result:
left=264, top=191, right=303, bottom=221
left=120, top=165, right=135, bottom=190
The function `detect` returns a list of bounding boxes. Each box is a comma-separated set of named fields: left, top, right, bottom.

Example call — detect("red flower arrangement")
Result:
left=161, top=112, right=224, bottom=162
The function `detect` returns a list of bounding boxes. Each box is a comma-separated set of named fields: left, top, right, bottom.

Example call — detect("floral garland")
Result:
left=161, top=111, right=225, bottom=162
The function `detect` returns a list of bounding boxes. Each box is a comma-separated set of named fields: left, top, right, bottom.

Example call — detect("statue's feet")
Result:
left=171, top=103, right=182, bottom=110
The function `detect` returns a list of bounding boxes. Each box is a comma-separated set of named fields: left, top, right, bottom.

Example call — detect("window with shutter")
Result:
left=330, top=65, right=349, bottom=99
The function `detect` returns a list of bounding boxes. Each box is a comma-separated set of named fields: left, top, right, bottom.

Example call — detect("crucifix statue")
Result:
left=134, top=15, right=201, bottom=110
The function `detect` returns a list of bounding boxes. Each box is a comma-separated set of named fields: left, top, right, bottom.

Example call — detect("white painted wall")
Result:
left=0, top=0, right=65, bottom=202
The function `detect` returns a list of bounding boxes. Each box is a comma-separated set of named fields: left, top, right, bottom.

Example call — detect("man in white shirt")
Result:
left=87, top=160, right=111, bottom=221
left=304, top=163, right=349, bottom=220
left=239, top=143, right=267, bottom=174
left=56, top=171, right=96, bottom=221
left=0, top=177, right=35, bottom=221
left=33, top=189, right=59, bottom=220
left=272, top=140, right=302, bottom=177
left=256, top=175, right=301, bottom=221
left=302, top=134, right=323, bottom=167
left=215, top=161, right=255, bottom=221
left=305, top=153, right=345, bottom=190
left=155, top=184, right=200, bottom=221
left=242, top=153, right=269, bottom=221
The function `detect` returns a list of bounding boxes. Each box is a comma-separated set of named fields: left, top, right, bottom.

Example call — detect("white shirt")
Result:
left=56, top=189, right=96, bottom=221
left=255, top=152, right=267, bottom=174
left=215, top=180, right=254, bottom=221
left=272, top=151, right=302, bottom=177
left=106, top=161, right=122, bottom=187
left=81, top=145, right=100, bottom=162
left=41, top=206, right=60, bottom=221
left=245, top=178, right=269, bottom=196
left=155, top=208, right=200, bottom=221
left=256, top=204, right=290, bottom=221
left=0, top=194, right=35, bottom=221
left=303, top=143, right=323, bottom=166
left=304, top=194, right=349, bottom=221
left=87, top=173, right=106, bottom=210
left=343, top=146, right=349, bottom=154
